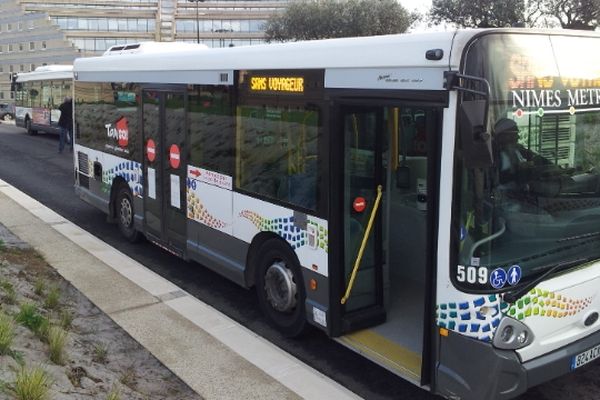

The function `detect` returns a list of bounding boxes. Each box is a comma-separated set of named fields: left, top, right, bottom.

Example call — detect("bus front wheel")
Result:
left=255, top=239, right=307, bottom=337
left=116, top=184, right=140, bottom=243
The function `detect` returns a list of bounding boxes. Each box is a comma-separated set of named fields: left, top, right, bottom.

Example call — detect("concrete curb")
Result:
left=0, top=178, right=362, bottom=400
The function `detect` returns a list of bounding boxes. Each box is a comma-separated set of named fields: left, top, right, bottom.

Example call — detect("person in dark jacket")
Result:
left=58, top=97, right=73, bottom=153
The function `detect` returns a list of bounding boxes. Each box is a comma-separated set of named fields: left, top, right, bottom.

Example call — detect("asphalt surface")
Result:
left=1, top=122, right=600, bottom=400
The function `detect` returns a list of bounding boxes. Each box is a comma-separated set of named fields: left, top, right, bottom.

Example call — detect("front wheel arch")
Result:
left=254, top=238, right=307, bottom=337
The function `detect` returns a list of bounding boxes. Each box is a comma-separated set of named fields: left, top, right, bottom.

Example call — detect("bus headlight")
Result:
left=493, top=317, right=534, bottom=350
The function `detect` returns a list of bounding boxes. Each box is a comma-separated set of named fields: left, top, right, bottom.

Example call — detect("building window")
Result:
left=0, top=92, right=4, bottom=100
left=28, top=20, right=34, bottom=30
left=29, top=42, right=35, bottom=50
left=19, top=65, right=24, bottom=72
left=7, top=23, right=12, bottom=31
left=8, top=44, right=13, bottom=52
left=19, top=43, right=24, bottom=52
left=30, top=64, right=35, bottom=71
left=9, top=65, right=14, bottom=73
left=42, top=41, right=47, bottom=50
left=18, top=22, right=23, bottom=31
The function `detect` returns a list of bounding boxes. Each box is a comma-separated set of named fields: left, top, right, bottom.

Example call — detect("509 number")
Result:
left=456, top=265, right=488, bottom=285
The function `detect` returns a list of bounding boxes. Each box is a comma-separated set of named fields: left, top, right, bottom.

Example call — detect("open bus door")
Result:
left=330, top=101, right=441, bottom=386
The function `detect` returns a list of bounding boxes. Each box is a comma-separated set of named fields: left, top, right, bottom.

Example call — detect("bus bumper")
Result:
left=435, top=327, right=600, bottom=400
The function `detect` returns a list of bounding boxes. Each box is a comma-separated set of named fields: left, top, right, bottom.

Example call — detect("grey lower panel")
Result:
left=524, top=328, right=600, bottom=388
left=186, top=221, right=248, bottom=287
left=435, top=331, right=526, bottom=400
left=75, top=186, right=110, bottom=215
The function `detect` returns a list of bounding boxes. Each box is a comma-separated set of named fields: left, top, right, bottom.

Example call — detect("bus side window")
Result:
left=237, top=104, right=320, bottom=211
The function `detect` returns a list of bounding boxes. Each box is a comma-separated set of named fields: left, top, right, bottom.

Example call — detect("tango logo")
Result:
left=105, top=116, right=129, bottom=147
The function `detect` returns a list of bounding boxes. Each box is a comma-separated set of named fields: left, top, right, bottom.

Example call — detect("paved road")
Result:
left=1, top=122, right=600, bottom=400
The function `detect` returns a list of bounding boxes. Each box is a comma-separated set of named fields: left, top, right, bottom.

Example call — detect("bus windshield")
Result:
left=455, top=33, right=600, bottom=291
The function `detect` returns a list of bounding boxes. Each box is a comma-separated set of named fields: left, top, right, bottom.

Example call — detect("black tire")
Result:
left=255, top=239, right=307, bottom=337
left=25, top=118, right=37, bottom=136
left=116, top=184, right=141, bottom=243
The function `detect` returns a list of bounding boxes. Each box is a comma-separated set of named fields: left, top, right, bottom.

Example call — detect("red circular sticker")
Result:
left=353, top=197, right=367, bottom=213
left=169, top=144, right=181, bottom=169
left=146, top=139, right=156, bottom=162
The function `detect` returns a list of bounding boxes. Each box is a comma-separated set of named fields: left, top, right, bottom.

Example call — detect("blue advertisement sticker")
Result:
left=507, top=265, right=522, bottom=286
left=490, top=268, right=507, bottom=289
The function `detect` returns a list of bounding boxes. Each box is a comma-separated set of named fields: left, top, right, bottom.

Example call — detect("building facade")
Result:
left=0, top=0, right=288, bottom=101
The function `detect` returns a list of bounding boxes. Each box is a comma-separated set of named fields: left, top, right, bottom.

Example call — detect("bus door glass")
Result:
left=142, top=89, right=187, bottom=252
left=341, top=105, right=384, bottom=315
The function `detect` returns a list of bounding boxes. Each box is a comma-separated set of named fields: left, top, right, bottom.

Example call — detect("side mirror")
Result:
left=459, top=100, right=493, bottom=168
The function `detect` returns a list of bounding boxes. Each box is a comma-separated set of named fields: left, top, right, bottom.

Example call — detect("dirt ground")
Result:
left=0, top=235, right=202, bottom=400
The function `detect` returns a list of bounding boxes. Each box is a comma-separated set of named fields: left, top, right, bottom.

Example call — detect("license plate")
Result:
left=571, top=344, right=600, bottom=370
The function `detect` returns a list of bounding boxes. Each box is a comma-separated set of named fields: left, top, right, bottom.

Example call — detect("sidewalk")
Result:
left=0, top=178, right=361, bottom=400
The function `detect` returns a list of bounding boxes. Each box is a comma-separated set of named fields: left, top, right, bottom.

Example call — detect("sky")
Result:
left=399, top=0, right=432, bottom=13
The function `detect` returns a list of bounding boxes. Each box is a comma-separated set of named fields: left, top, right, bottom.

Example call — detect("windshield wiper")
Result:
left=503, top=257, right=590, bottom=303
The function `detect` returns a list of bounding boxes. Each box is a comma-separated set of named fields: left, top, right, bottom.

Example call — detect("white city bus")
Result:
left=72, top=29, right=600, bottom=399
left=14, top=65, right=73, bottom=135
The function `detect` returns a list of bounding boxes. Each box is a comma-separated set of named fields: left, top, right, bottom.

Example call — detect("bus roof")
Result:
left=76, top=30, right=460, bottom=74
left=73, top=28, right=600, bottom=89
left=16, top=65, right=73, bottom=83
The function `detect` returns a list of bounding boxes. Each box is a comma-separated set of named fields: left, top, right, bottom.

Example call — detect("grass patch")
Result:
left=59, top=309, right=73, bottom=331
left=92, top=343, right=108, bottom=364
left=119, top=365, right=137, bottom=390
left=9, top=365, right=53, bottom=400
left=33, top=279, right=45, bottom=297
left=15, top=303, right=44, bottom=333
left=0, top=311, right=15, bottom=355
left=35, top=318, right=51, bottom=343
left=47, top=326, right=68, bottom=365
left=44, top=287, right=61, bottom=311
left=106, top=385, right=121, bottom=400
left=1, top=279, right=17, bottom=304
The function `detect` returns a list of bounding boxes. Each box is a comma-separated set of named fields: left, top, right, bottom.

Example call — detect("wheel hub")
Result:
left=120, top=197, right=133, bottom=227
left=264, top=261, right=297, bottom=312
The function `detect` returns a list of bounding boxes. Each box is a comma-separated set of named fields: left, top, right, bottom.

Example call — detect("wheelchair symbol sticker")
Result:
left=507, top=265, right=522, bottom=286
left=490, top=268, right=507, bottom=289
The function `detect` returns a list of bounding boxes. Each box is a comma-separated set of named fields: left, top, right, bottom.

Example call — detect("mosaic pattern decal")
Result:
left=186, top=189, right=226, bottom=229
left=102, top=161, right=143, bottom=197
left=506, top=288, right=593, bottom=320
left=437, top=289, right=593, bottom=341
left=240, top=210, right=328, bottom=252
left=437, top=295, right=502, bottom=342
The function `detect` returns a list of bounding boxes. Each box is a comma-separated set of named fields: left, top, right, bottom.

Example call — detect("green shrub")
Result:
left=10, top=365, right=53, bottom=400
left=0, top=312, right=15, bottom=355
left=15, top=303, right=44, bottom=333
left=106, top=385, right=121, bottom=400
left=1, top=280, right=17, bottom=304
left=59, top=309, right=73, bottom=331
left=92, top=343, right=108, bottom=364
left=44, top=287, right=61, bottom=311
left=48, top=326, right=68, bottom=365
left=33, top=280, right=45, bottom=297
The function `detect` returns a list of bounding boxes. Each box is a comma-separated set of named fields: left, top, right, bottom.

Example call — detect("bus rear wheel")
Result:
left=116, top=184, right=140, bottom=243
left=255, top=239, right=307, bottom=337
left=25, top=118, right=37, bottom=136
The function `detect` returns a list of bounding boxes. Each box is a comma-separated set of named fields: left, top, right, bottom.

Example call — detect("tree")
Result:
left=429, top=0, right=527, bottom=28
left=541, top=0, right=600, bottom=30
left=264, top=0, right=415, bottom=43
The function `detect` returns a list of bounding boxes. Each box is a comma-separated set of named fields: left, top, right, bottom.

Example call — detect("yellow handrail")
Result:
left=341, top=184, right=383, bottom=305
